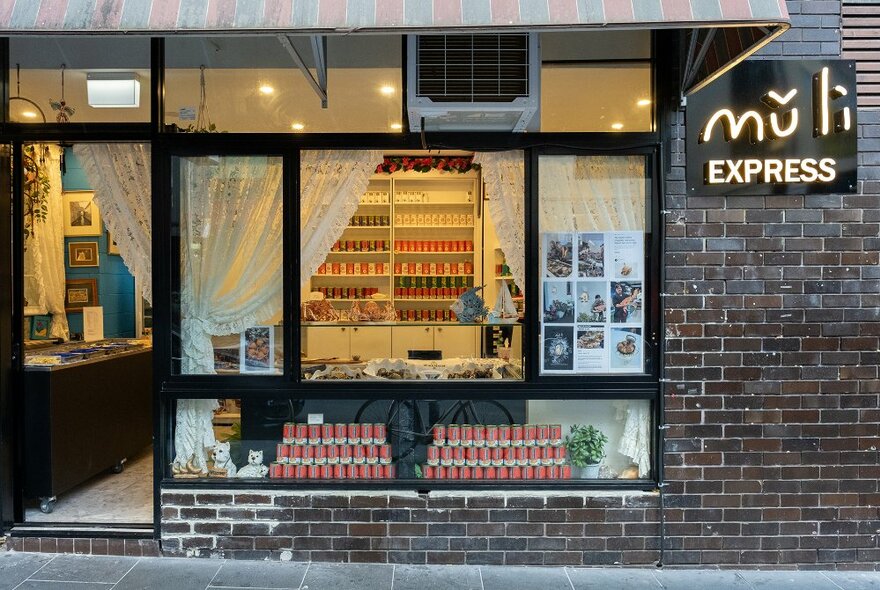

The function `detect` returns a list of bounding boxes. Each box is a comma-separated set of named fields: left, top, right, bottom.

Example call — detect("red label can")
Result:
left=289, top=445, right=302, bottom=465
left=347, top=464, right=358, bottom=479
left=528, top=446, right=541, bottom=466
left=511, top=424, right=524, bottom=446
left=485, top=425, right=498, bottom=447
left=347, top=423, right=361, bottom=444
left=485, top=466, right=497, bottom=479
left=334, top=423, right=347, bottom=444
left=308, top=424, right=321, bottom=445
left=491, top=447, right=504, bottom=466
left=353, top=445, right=366, bottom=464
left=461, top=466, right=472, bottom=479
left=295, top=465, right=308, bottom=478
left=307, top=465, right=320, bottom=479
left=503, top=447, right=516, bottom=467
left=465, top=447, right=478, bottom=467
left=276, top=443, right=291, bottom=463
left=498, top=466, right=509, bottom=479
left=339, top=444, right=352, bottom=464
left=460, top=424, right=474, bottom=446
left=282, top=423, right=295, bottom=443
left=379, top=444, right=392, bottom=465
left=374, top=424, right=387, bottom=444
left=386, top=464, right=396, bottom=479
left=536, top=424, right=550, bottom=446
left=434, top=466, right=445, bottom=479
left=374, top=464, right=386, bottom=479
left=366, top=444, right=379, bottom=465
left=360, top=423, right=374, bottom=445
left=453, top=447, right=465, bottom=466
left=301, top=445, right=314, bottom=465
left=313, top=445, right=327, bottom=465
left=523, top=466, right=534, bottom=480
left=447, top=424, right=461, bottom=446
left=321, top=423, right=334, bottom=442
left=270, top=463, right=283, bottom=478
left=548, top=465, right=560, bottom=479
left=498, top=425, right=511, bottom=447
left=511, top=466, right=522, bottom=479
left=478, top=447, right=491, bottom=466
left=440, top=446, right=453, bottom=466
left=524, top=424, right=537, bottom=446
left=554, top=446, right=567, bottom=464
left=472, top=425, right=485, bottom=447
left=541, top=446, right=554, bottom=466
left=448, top=466, right=460, bottom=480
left=283, top=464, right=297, bottom=478
left=423, top=464, right=436, bottom=478
left=326, top=445, right=340, bottom=465
left=294, top=423, right=307, bottom=445
left=536, top=465, right=547, bottom=480
left=333, top=464, right=345, bottom=479
left=394, top=262, right=403, bottom=274
left=320, top=465, right=332, bottom=479
left=550, top=424, right=563, bottom=446
left=473, top=466, right=484, bottom=480
left=358, top=464, right=370, bottom=479
left=562, top=465, right=572, bottom=479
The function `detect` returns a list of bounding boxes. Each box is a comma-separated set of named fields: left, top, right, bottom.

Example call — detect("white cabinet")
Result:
left=350, top=326, right=392, bottom=360
left=304, top=326, right=392, bottom=360
left=391, top=325, right=478, bottom=359
left=391, top=326, right=435, bottom=358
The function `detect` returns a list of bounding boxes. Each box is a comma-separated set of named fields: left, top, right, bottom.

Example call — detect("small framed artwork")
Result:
left=240, top=326, right=275, bottom=374
left=68, top=241, right=99, bottom=267
left=65, top=278, right=99, bottom=313
left=63, top=191, right=102, bottom=237
left=107, top=230, right=120, bottom=255
left=30, top=315, right=51, bottom=340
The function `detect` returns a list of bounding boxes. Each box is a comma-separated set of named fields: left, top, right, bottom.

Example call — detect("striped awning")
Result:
left=0, top=0, right=790, bottom=94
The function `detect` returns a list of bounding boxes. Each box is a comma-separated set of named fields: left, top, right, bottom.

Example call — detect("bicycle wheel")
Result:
left=354, top=399, right=419, bottom=463
left=452, top=400, right=515, bottom=425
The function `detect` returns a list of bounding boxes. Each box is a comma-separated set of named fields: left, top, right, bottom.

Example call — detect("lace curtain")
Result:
left=539, top=155, right=646, bottom=232
left=300, top=150, right=384, bottom=287
left=26, top=145, right=69, bottom=340
left=73, top=143, right=153, bottom=304
left=614, top=400, right=652, bottom=477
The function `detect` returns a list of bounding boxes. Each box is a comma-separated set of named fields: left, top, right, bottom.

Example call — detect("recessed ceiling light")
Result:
left=259, top=85, right=275, bottom=95
left=380, top=85, right=396, bottom=96
left=21, top=111, right=37, bottom=119
left=611, top=122, right=624, bottom=130
left=291, top=122, right=305, bottom=131
left=637, top=99, right=651, bottom=107
left=87, top=73, right=140, bottom=108
left=390, top=123, right=403, bottom=131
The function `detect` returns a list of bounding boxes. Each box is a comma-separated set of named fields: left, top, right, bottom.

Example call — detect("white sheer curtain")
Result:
left=539, top=155, right=646, bottom=232
left=27, top=145, right=69, bottom=340
left=179, top=155, right=284, bottom=374
left=473, top=151, right=525, bottom=291
left=300, top=149, right=384, bottom=287
left=614, top=400, right=652, bottom=477
left=73, top=143, right=152, bottom=304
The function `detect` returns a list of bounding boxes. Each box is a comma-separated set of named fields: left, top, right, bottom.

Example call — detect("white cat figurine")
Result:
left=211, top=441, right=237, bottom=477
left=237, top=449, right=269, bottom=478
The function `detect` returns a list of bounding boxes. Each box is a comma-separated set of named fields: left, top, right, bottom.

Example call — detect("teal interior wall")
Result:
left=62, top=149, right=136, bottom=338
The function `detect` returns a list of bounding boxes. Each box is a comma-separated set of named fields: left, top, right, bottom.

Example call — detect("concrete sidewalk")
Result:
left=1, top=551, right=879, bottom=590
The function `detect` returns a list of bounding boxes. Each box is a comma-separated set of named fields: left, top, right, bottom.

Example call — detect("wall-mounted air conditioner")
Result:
left=407, top=33, right=540, bottom=132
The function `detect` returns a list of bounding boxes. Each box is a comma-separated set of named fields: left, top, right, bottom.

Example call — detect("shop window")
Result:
left=539, top=154, right=650, bottom=375
left=299, top=151, right=524, bottom=381
left=168, top=397, right=652, bottom=483
left=165, top=36, right=403, bottom=133
left=172, top=155, right=284, bottom=375
left=540, top=31, right=653, bottom=132
left=9, top=37, right=150, bottom=123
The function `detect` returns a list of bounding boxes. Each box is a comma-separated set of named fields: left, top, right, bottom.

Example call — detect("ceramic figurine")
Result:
left=210, top=441, right=237, bottom=477
left=237, top=450, right=269, bottom=478
left=451, top=286, right=489, bottom=323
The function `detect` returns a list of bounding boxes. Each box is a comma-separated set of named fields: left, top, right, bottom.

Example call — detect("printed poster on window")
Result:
left=540, top=231, right=644, bottom=374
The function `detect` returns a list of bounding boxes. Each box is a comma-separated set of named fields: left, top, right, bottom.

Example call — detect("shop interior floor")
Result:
left=24, top=445, right=153, bottom=524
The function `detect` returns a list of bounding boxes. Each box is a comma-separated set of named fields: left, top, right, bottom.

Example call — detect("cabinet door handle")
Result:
left=341, top=328, right=346, bottom=332
left=353, top=327, right=358, bottom=332
left=437, top=327, right=443, bottom=333
left=424, top=327, right=430, bottom=332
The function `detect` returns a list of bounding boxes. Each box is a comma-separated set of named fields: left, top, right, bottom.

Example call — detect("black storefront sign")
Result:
left=686, top=59, right=857, bottom=195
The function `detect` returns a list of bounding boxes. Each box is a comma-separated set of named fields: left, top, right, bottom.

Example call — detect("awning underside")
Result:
left=0, top=0, right=790, bottom=96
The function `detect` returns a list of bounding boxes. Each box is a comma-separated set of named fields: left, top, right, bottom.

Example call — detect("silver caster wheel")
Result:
left=112, top=458, right=127, bottom=474
left=39, top=497, right=57, bottom=514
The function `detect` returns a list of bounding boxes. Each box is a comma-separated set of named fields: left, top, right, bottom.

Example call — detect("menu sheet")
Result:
left=540, top=231, right=644, bottom=374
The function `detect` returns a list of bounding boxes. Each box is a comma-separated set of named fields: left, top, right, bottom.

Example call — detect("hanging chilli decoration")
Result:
left=49, top=64, right=75, bottom=123
left=23, top=144, right=51, bottom=251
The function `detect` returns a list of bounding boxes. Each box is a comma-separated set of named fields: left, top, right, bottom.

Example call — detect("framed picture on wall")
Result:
left=68, top=241, right=99, bottom=267
left=63, top=191, right=101, bottom=236
left=107, top=230, right=120, bottom=255
left=65, top=278, right=99, bottom=313
left=30, top=315, right=51, bottom=340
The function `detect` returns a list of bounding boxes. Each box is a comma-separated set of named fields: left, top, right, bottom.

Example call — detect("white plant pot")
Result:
left=573, top=463, right=600, bottom=479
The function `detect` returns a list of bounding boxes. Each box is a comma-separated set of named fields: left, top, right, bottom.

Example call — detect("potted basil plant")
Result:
left=564, top=424, right=608, bottom=479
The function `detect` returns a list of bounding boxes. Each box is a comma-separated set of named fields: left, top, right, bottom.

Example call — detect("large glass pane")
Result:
left=165, top=36, right=402, bottom=133
left=539, top=155, right=649, bottom=375
left=9, top=37, right=150, bottom=123
left=173, top=155, right=283, bottom=375
left=300, top=152, right=524, bottom=381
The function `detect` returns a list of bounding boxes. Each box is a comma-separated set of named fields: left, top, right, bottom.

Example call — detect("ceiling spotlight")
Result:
left=21, top=111, right=37, bottom=119
left=379, top=85, right=396, bottom=96
left=390, top=123, right=403, bottom=131
left=611, top=122, right=624, bottom=131
left=259, top=85, right=275, bottom=95
left=291, top=122, right=305, bottom=131
left=637, top=99, right=651, bottom=107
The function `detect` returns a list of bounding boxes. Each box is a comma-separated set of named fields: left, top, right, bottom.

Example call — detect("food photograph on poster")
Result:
left=576, top=281, right=607, bottom=322
left=240, top=326, right=274, bottom=373
left=543, top=281, right=575, bottom=323
left=543, top=233, right=574, bottom=278
left=610, top=232, right=643, bottom=280
left=610, top=327, right=642, bottom=371
left=543, top=328, right=574, bottom=372
left=577, top=233, right=605, bottom=278
left=610, top=281, right=642, bottom=324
